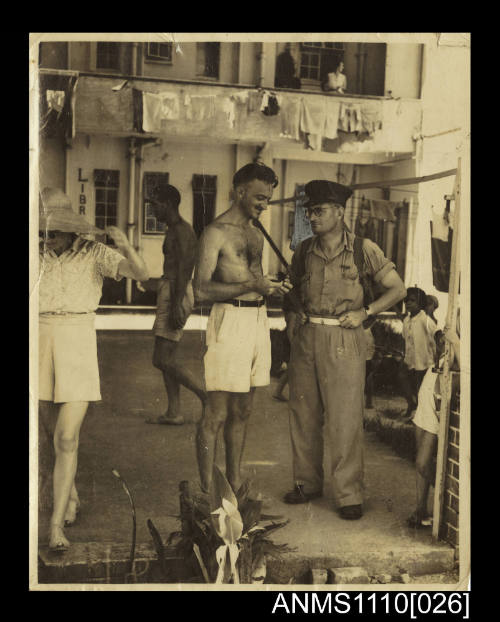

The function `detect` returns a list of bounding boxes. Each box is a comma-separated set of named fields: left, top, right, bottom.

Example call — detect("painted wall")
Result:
left=140, top=42, right=239, bottom=83
left=238, top=43, right=259, bottom=85
left=39, top=138, right=65, bottom=191
left=64, top=134, right=130, bottom=233
left=385, top=44, right=422, bottom=98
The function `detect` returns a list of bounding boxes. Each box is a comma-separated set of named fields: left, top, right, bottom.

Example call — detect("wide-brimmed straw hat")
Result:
left=39, top=187, right=104, bottom=234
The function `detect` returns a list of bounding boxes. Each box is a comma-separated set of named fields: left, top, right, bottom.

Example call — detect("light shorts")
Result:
left=153, top=278, right=194, bottom=342
left=412, top=367, right=439, bottom=435
left=204, top=302, right=271, bottom=393
left=38, top=313, right=102, bottom=403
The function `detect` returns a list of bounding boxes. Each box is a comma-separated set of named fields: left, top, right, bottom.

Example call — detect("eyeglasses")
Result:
left=39, top=230, right=63, bottom=239
left=305, top=205, right=342, bottom=218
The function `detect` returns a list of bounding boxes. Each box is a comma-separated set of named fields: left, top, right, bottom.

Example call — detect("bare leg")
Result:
left=398, top=365, right=416, bottom=416
left=50, top=401, right=88, bottom=549
left=224, top=390, right=255, bottom=493
left=414, top=426, right=438, bottom=520
left=151, top=337, right=206, bottom=424
left=196, top=391, right=229, bottom=492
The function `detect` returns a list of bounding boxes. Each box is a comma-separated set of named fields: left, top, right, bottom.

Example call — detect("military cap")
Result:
left=303, top=180, right=353, bottom=208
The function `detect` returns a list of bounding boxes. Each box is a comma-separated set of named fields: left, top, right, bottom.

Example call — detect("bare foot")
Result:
left=49, top=524, right=70, bottom=551
left=64, top=497, right=81, bottom=526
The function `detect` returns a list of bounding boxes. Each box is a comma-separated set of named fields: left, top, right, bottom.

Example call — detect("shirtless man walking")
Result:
left=146, top=184, right=207, bottom=425
left=193, top=162, right=292, bottom=493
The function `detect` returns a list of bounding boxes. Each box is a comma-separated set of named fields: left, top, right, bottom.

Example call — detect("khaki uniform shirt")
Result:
left=290, top=229, right=395, bottom=317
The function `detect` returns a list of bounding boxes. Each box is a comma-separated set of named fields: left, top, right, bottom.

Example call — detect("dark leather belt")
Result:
left=223, top=299, right=265, bottom=308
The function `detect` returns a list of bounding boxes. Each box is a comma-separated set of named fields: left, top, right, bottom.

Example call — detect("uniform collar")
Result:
left=307, top=226, right=354, bottom=260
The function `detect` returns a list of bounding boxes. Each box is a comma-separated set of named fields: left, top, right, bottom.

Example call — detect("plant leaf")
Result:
left=236, top=479, right=251, bottom=506
left=210, top=465, right=238, bottom=512
left=241, top=499, right=263, bottom=533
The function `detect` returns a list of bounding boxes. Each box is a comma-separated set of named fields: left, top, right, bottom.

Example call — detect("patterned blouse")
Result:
left=38, top=236, right=124, bottom=314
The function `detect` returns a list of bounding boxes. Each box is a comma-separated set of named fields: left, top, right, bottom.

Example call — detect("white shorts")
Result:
left=204, top=302, right=271, bottom=393
left=412, top=367, right=439, bottom=435
left=38, top=313, right=102, bottom=403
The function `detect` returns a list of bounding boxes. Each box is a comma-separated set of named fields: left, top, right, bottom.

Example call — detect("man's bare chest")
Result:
left=219, top=226, right=263, bottom=266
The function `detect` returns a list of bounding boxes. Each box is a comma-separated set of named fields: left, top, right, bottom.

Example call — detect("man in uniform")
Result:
left=146, top=184, right=207, bottom=425
left=193, top=162, right=292, bottom=493
left=283, top=180, right=406, bottom=519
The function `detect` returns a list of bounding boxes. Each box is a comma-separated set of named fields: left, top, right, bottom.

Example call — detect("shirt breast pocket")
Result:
left=342, top=264, right=359, bottom=281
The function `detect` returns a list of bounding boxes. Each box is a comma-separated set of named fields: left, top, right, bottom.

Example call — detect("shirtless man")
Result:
left=193, top=162, right=292, bottom=493
left=146, top=184, right=207, bottom=425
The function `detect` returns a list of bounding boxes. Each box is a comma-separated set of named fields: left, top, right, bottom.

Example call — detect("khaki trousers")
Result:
left=288, top=323, right=366, bottom=507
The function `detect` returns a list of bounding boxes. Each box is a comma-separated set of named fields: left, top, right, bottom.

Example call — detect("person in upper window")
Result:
left=323, top=60, right=347, bottom=94
left=38, top=188, right=149, bottom=552
left=274, top=43, right=301, bottom=90
left=399, top=287, right=438, bottom=420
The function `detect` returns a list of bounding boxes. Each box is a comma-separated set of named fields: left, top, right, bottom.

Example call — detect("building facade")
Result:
left=37, top=38, right=426, bottom=305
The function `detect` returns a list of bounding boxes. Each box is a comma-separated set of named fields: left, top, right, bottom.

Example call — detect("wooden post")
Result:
left=432, top=158, right=461, bottom=540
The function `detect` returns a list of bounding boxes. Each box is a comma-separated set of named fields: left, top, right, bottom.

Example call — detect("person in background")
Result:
left=425, top=294, right=439, bottom=325
left=146, top=184, right=207, bottom=426
left=323, top=60, right=347, bottom=94
left=274, top=43, right=301, bottom=90
left=407, top=319, right=460, bottom=529
left=399, top=287, right=438, bottom=420
left=38, top=188, right=149, bottom=552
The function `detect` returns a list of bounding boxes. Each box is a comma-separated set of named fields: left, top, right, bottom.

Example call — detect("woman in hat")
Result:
left=38, top=188, right=148, bottom=551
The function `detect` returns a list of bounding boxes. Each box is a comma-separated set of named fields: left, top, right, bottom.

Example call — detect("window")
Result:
left=196, top=42, right=220, bottom=79
left=192, top=175, right=217, bottom=237
left=146, top=42, right=173, bottom=62
left=94, top=169, right=119, bottom=244
left=299, top=42, right=344, bottom=82
left=96, top=42, right=120, bottom=70
left=143, top=172, right=170, bottom=234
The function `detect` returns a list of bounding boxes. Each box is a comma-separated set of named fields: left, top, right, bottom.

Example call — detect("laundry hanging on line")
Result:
left=279, top=97, right=301, bottom=140
left=184, top=93, right=216, bottom=122
left=142, top=91, right=180, bottom=132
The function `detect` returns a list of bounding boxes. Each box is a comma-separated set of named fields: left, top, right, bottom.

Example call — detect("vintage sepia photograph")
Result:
left=29, top=32, right=470, bottom=592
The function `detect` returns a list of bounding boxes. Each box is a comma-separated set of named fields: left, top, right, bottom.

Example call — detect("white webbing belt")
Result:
left=308, top=316, right=341, bottom=326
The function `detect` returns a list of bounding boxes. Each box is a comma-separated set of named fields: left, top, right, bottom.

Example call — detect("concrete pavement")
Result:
left=36, top=329, right=456, bottom=584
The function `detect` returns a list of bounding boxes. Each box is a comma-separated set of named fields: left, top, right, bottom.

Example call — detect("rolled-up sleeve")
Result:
left=93, top=242, right=125, bottom=281
left=362, top=238, right=396, bottom=283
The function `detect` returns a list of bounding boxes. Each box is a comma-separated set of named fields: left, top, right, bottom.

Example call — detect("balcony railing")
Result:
left=72, top=73, right=422, bottom=155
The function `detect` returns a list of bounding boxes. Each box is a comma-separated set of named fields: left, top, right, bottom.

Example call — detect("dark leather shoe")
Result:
left=339, top=504, right=363, bottom=520
left=283, top=484, right=322, bottom=504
